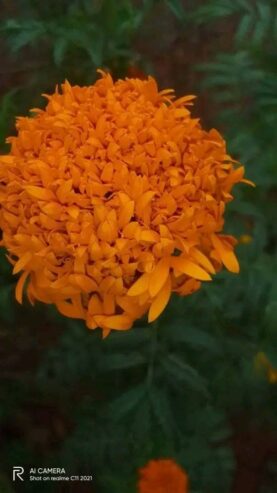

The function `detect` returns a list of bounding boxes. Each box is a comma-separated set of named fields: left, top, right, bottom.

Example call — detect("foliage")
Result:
left=0, top=0, right=154, bottom=142
left=2, top=0, right=150, bottom=74
left=0, top=1, right=277, bottom=492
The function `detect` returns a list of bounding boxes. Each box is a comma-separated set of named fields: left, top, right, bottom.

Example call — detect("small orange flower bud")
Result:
left=138, top=459, right=189, bottom=493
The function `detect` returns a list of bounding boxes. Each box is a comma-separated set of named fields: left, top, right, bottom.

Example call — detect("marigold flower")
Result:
left=138, top=458, right=189, bottom=493
left=0, top=70, right=252, bottom=335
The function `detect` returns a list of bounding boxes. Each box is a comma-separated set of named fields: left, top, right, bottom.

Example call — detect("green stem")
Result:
left=146, top=320, right=159, bottom=388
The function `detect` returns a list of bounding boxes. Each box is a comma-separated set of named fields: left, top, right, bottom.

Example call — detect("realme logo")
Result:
left=12, top=466, right=24, bottom=481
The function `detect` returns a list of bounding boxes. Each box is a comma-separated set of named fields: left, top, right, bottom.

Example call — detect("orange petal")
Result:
left=15, top=271, right=29, bottom=304
left=71, top=294, right=85, bottom=318
left=140, top=230, right=160, bottom=244
left=174, top=108, right=190, bottom=118
left=13, top=252, right=32, bottom=274
left=101, top=162, right=114, bottom=182
left=127, top=273, right=150, bottom=296
left=88, top=294, right=103, bottom=315
left=41, top=202, right=63, bottom=218
left=25, top=186, right=55, bottom=201
left=141, top=76, right=159, bottom=102
left=118, top=200, right=135, bottom=228
left=116, top=296, right=146, bottom=318
left=68, top=205, right=80, bottom=219
left=148, top=276, right=171, bottom=323
left=123, top=221, right=141, bottom=239
left=2, top=211, right=20, bottom=228
left=102, top=329, right=112, bottom=338
left=149, top=258, right=170, bottom=297
left=173, top=94, right=196, bottom=106
left=69, top=274, right=98, bottom=293
left=86, top=315, right=98, bottom=330
left=176, top=278, right=201, bottom=296
left=171, top=257, right=212, bottom=281
left=191, top=248, right=215, bottom=274
left=56, top=299, right=84, bottom=319
left=221, top=249, right=240, bottom=273
left=94, top=314, right=133, bottom=330
left=242, top=178, right=256, bottom=187
left=211, top=234, right=240, bottom=273
left=103, top=294, right=115, bottom=315
left=135, top=191, right=155, bottom=217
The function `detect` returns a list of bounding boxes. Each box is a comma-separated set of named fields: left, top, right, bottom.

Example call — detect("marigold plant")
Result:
left=0, top=70, right=251, bottom=336
left=138, top=458, right=189, bottom=493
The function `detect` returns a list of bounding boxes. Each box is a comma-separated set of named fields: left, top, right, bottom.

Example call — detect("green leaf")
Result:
left=163, top=354, right=209, bottom=396
left=109, top=384, right=146, bottom=419
left=84, top=40, right=104, bottom=67
left=132, top=399, right=151, bottom=445
left=235, top=0, right=253, bottom=13
left=191, top=1, right=238, bottom=23
left=2, top=19, right=21, bottom=30
left=100, top=352, right=146, bottom=371
left=9, top=24, right=44, bottom=52
left=53, top=38, right=68, bottom=65
left=165, top=0, right=185, bottom=20
left=235, top=13, right=253, bottom=44
left=254, top=2, right=272, bottom=43
left=149, top=386, right=176, bottom=437
left=167, top=325, right=220, bottom=354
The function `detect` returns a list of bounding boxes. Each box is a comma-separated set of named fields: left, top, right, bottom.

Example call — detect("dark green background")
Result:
left=0, top=1, right=276, bottom=492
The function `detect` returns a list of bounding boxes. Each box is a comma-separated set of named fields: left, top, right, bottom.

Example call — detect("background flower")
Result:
left=138, top=459, right=189, bottom=493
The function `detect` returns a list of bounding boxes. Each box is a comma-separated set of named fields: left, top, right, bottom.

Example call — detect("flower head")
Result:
left=138, top=458, right=189, bottom=493
left=0, top=71, right=251, bottom=335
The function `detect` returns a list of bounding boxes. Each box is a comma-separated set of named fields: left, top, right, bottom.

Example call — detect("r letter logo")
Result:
left=13, top=467, right=24, bottom=481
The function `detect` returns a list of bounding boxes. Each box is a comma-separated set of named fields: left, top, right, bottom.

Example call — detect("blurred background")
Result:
left=0, top=1, right=277, bottom=492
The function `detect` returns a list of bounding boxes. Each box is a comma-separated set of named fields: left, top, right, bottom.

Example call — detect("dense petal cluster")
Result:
left=0, top=71, right=250, bottom=335
left=138, top=458, right=189, bottom=493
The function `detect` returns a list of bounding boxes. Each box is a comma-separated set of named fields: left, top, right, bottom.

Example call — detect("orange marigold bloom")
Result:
left=138, top=458, right=189, bottom=493
left=0, top=70, right=252, bottom=336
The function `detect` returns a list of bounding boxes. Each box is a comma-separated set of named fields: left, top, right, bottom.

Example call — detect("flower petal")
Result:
left=94, top=314, right=133, bottom=330
left=191, top=248, right=215, bottom=274
left=148, top=277, right=171, bottom=323
left=25, top=186, right=55, bottom=201
left=118, top=200, right=135, bottom=228
left=211, top=234, right=240, bottom=273
left=15, top=271, right=29, bottom=304
left=171, top=257, right=211, bottom=281
left=13, top=252, right=32, bottom=274
left=149, top=258, right=170, bottom=297
left=56, top=299, right=84, bottom=319
left=127, top=273, right=150, bottom=296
